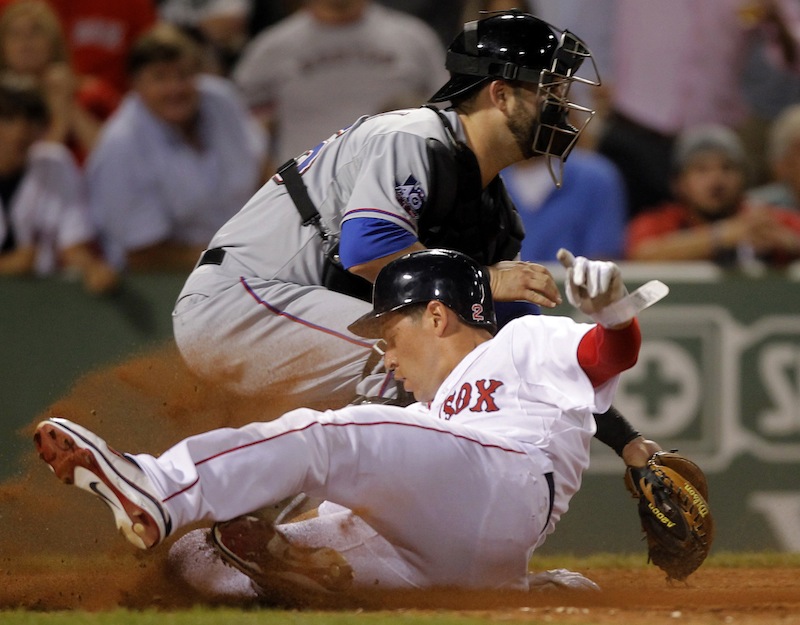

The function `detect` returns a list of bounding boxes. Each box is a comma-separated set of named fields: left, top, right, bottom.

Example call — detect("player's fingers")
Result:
left=571, top=256, right=587, bottom=288
left=525, top=289, right=560, bottom=308
left=599, top=262, right=621, bottom=297
left=556, top=248, right=575, bottom=268
left=514, top=263, right=561, bottom=307
left=528, top=270, right=562, bottom=307
left=589, top=262, right=606, bottom=298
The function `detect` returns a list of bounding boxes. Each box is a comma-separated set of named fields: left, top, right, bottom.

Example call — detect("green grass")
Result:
left=0, top=610, right=516, bottom=625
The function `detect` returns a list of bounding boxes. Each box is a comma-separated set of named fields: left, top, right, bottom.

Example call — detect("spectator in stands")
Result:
left=502, top=148, right=627, bottom=262
left=747, top=103, right=800, bottom=210
left=0, top=0, right=118, bottom=164
left=87, top=23, right=266, bottom=272
left=0, top=77, right=118, bottom=294
left=232, top=0, right=449, bottom=171
left=44, top=0, right=158, bottom=98
left=375, top=0, right=467, bottom=47
left=158, top=0, right=253, bottom=76
left=626, top=124, right=800, bottom=268
left=596, top=1, right=800, bottom=219
left=246, top=0, right=298, bottom=40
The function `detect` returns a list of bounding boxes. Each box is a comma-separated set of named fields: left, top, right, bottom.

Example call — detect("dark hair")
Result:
left=0, top=75, right=49, bottom=124
left=449, top=77, right=491, bottom=112
left=127, top=23, right=200, bottom=76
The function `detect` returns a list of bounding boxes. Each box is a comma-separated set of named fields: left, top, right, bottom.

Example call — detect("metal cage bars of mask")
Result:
left=534, top=30, right=601, bottom=187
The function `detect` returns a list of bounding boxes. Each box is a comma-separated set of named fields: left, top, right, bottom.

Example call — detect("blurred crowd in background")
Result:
left=2, top=0, right=800, bottom=296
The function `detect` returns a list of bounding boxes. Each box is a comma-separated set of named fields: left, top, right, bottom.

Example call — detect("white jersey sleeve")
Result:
left=509, top=316, right=619, bottom=415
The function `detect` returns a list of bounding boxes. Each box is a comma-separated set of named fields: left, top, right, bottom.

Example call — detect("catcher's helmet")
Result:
left=348, top=249, right=496, bottom=339
left=429, top=10, right=601, bottom=184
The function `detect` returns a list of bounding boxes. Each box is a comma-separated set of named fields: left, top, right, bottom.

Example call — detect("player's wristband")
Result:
left=593, top=406, right=641, bottom=457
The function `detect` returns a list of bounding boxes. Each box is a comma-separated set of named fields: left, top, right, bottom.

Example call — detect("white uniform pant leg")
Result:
left=133, top=404, right=552, bottom=589
left=277, top=502, right=421, bottom=589
left=172, top=265, right=384, bottom=404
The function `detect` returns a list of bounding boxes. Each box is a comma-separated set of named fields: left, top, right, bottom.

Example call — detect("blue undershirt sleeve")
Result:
left=495, top=301, right=541, bottom=328
left=339, top=218, right=418, bottom=269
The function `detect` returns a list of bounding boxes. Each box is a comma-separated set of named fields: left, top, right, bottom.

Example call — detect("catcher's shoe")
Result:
left=33, top=417, right=171, bottom=550
left=211, top=515, right=354, bottom=594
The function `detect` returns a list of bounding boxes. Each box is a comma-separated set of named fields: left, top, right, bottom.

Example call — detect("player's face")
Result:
left=379, top=308, right=443, bottom=403
left=675, top=151, right=746, bottom=219
left=506, top=83, right=541, bottom=160
left=133, top=58, right=200, bottom=129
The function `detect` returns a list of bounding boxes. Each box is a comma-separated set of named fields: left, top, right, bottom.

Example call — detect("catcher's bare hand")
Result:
left=487, top=260, right=562, bottom=308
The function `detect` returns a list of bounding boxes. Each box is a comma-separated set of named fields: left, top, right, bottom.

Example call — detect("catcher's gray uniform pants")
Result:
left=172, top=256, right=387, bottom=405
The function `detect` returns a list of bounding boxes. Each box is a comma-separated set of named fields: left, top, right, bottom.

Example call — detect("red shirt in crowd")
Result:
left=43, top=0, right=157, bottom=97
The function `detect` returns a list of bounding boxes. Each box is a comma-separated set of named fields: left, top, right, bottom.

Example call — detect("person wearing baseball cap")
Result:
left=626, top=123, right=800, bottom=267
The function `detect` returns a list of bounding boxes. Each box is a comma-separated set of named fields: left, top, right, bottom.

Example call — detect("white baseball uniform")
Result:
left=172, top=107, right=475, bottom=404
left=135, top=314, right=623, bottom=590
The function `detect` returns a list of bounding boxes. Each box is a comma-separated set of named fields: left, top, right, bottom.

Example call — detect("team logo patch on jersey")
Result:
left=395, top=175, right=426, bottom=218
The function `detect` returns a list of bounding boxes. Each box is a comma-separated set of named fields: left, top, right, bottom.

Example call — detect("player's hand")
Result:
left=621, top=436, right=662, bottom=468
left=487, top=260, right=562, bottom=308
left=557, top=248, right=626, bottom=320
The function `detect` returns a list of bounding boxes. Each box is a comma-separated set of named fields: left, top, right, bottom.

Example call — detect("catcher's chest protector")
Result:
left=419, top=109, right=525, bottom=266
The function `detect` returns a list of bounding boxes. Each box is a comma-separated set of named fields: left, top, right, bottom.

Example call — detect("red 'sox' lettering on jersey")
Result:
left=441, top=379, right=504, bottom=419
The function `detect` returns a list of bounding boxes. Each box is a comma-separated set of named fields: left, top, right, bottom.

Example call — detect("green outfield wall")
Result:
left=2, top=263, right=799, bottom=555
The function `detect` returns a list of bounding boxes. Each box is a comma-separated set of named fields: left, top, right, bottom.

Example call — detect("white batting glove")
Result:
left=558, top=248, right=625, bottom=324
left=557, top=248, right=670, bottom=328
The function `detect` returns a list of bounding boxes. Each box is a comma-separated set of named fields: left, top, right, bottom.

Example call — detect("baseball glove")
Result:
left=624, top=451, right=714, bottom=581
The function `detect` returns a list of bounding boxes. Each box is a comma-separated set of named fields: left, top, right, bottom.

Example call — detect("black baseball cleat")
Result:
left=211, top=515, right=354, bottom=594
left=34, top=417, right=172, bottom=549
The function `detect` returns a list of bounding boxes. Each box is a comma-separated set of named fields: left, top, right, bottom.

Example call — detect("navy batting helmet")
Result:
left=348, top=249, right=496, bottom=339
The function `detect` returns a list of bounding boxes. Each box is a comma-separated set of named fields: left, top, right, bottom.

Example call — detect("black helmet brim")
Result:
left=428, top=74, right=490, bottom=104
left=348, top=307, right=393, bottom=339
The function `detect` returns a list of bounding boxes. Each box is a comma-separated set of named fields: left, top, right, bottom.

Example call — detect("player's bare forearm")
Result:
left=348, top=241, right=426, bottom=284
left=487, top=260, right=562, bottom=308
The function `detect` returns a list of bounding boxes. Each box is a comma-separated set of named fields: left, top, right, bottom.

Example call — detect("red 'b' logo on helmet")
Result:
left=471, top=303, right=484, bottom=322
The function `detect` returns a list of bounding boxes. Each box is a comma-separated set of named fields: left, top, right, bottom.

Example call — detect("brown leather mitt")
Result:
left=625, top=451, right=714, bottom=581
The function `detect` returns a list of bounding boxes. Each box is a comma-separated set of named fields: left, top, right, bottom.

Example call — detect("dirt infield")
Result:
left=3, top=346, right=800, bottom=623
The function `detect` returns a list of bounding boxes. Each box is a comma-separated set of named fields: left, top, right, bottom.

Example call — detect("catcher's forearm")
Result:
left=593, top=405, right=641, bottom=456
